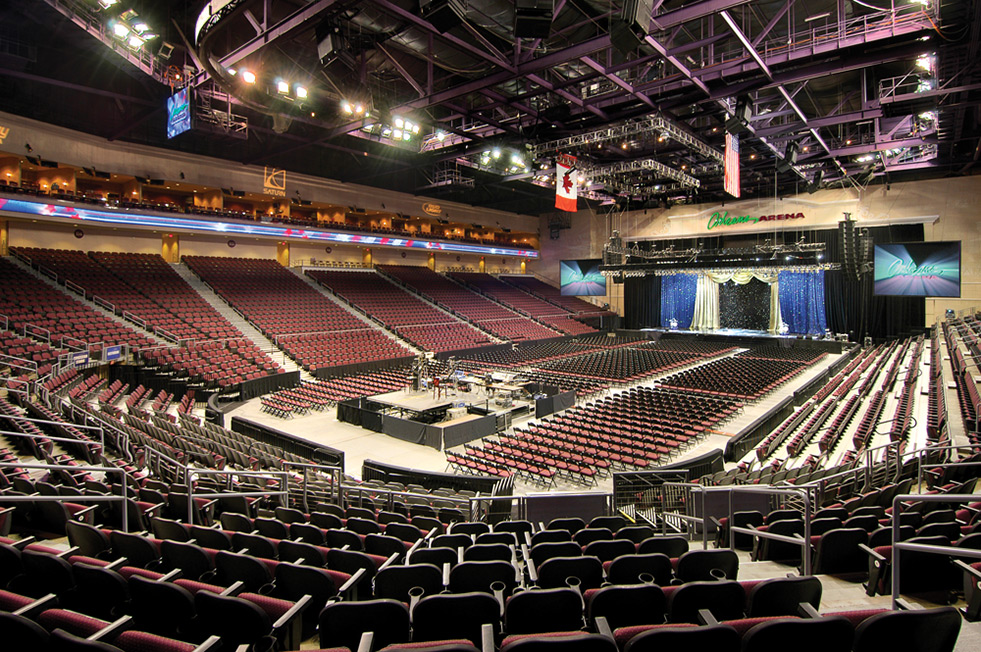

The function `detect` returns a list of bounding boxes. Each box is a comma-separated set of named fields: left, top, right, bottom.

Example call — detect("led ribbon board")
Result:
left=0, top=197, right=539, bottom=258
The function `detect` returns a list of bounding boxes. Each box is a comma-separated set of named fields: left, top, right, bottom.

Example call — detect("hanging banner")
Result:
left=555, top=153, right=578, bottom=212
left=724, top=132, right=740, bottom=198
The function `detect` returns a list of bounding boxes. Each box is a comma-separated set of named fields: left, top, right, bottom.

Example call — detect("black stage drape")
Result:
left=813, top=223, right=925, bottom=342
left=624, top=275, right=661, bottom=329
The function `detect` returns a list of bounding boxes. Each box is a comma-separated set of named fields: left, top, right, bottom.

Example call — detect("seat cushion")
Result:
left=614, top=623, right=696, bottom=648
left=0, top=589, right=34, bottom=612
left=239, top=592, right=295, bottom=619
left=39, top=609, right=110, bottom=637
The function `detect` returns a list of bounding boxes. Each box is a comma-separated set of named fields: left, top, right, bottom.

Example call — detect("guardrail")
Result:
left=889, top=492, right=981, bottom=608
left=0, top=460, right=135, bottom=530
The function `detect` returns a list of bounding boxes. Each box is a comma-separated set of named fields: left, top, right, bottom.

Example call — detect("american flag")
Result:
left=724, top=132, right=740, bottom=198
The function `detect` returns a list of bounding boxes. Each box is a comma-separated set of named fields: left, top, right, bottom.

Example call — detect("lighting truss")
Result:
left=530, top=114, right=723, bottom=163
left=601, top=263, right=838, bottom=279
left=583, top=158, right=701, bottom=189
left=601, top=240, right=830, bottom=276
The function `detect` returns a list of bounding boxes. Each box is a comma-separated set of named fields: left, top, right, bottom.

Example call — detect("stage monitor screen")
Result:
left=560, top=259, right=606, bottom=296
left=166, top=87, right=191, bottom=139
left=873, top=241, right=961, bottom=297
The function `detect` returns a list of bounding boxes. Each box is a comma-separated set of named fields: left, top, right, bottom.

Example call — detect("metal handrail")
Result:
left=890, top=493, right=981, bottom=608
left=0, top=460, right=132, bottom=531
left=281, top=461, right=344, bottom=511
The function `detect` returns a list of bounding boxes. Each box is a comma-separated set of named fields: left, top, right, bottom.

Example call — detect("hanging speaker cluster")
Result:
left=610, top=0, right=654, bottom=55
left=839, top=213, right=872, bottom=281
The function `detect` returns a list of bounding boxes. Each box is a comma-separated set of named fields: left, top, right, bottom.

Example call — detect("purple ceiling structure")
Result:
left=1, top=0, right=978, bottom=214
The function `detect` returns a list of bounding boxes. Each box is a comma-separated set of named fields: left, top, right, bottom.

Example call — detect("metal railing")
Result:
left=0, top=460, right=134, bottom=531
left=889, top=493, right=981, bottom=608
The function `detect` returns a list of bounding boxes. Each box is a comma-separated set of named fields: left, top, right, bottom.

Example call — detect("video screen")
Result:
left=560, top=259, right=606, bottom=296
left=873, top=241, right=961, bottom=297
left=166, top=88, right=191, bottom=139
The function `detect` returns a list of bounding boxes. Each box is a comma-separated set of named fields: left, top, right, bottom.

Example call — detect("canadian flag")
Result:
left=555, top=153, right=577, bottom=212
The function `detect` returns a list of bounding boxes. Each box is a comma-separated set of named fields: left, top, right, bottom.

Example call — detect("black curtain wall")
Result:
left=624, top=275, right=661, bottom=329
left=816, top=223, right=925, bottom=342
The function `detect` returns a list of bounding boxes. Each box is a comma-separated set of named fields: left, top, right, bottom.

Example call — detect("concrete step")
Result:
left=4, top=254, right=162, bottom=347
left=290, top=265, right=425, bottom=355
left=171, top=263, right=311, bottom=381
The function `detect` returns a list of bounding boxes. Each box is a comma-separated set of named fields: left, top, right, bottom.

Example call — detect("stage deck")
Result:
left=369, top=390, right=458, bottom=413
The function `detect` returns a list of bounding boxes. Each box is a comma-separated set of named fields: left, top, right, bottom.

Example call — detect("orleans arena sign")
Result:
left=706, top=210, right=806, bottom=230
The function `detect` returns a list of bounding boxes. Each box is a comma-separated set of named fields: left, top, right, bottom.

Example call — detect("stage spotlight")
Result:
left=341, top=100, right=353, bottom=114
left=241, top=70, right=257, bottom=84
left=394, top=116, right=405, bottom=129
left=128, top=34, right=145, bottom=49
left=99, top=0, right=119, bottom=8
left=295, top=85, right=308, bottom=99
left=112, top=22, right=130, bottom=38
left=276, top=80, right=290, bottom=94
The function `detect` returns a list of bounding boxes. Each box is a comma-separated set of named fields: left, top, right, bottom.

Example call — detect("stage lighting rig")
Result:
left=600, top=239, right=833, bottom=277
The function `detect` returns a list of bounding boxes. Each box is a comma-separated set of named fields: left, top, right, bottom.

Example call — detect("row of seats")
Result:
left=0, top=258, right=155, bottom=352
left=377, top=266, right=561, bottom=342
left=449, top=273, right=590, bottom=335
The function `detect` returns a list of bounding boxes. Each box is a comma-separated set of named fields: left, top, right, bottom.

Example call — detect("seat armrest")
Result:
left=594, top=616, right=613, bottom=638
left=338, top=566, right=367, bottom=601
left=798, top=603, right=821, bottom=618
left=193, top=635, right=222, bottom=651
left=105, top=557, right=128, bottom=570
left=356, top=631, right=374, bottom=652
left=271, top=593, right=312, bottom=630
left=158, top=568, right=182, bottom=582
left=697, top=609, right=719, bottom=626
left=954, top=558, right=981, bottom=578
left=13, top=593, right=57, bottom=618
left=88, top=615, right=133, bottom=641
left=56, top=546, right=81, bottom=559
left=480, top=623, right=495, bottom=652
left=74, top=504, right=100, bottom=523
left=858, top=543, right=887, bottom=563
left=378, top=552, right=399, bottom=571
left=12, top=536, right=37, bottom=549
left=221, top=580, right=245, bottom=596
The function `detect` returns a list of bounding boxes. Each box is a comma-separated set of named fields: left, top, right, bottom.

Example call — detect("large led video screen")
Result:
left=166, top=87, right=191, bottom=139
left=873, top=241, right=961, bottom=297
left=560, top=259, right=606, bottom=296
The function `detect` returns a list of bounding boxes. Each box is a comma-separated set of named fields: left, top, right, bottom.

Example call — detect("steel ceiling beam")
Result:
left=650, top=0, right=754, bottom=30
left=190, top=0, right=340, bottom=88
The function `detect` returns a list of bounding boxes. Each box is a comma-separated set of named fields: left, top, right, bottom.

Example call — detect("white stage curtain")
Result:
left=691, top=270, right=782, bottom=333
left=691, top=274, right=719, bottom=330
